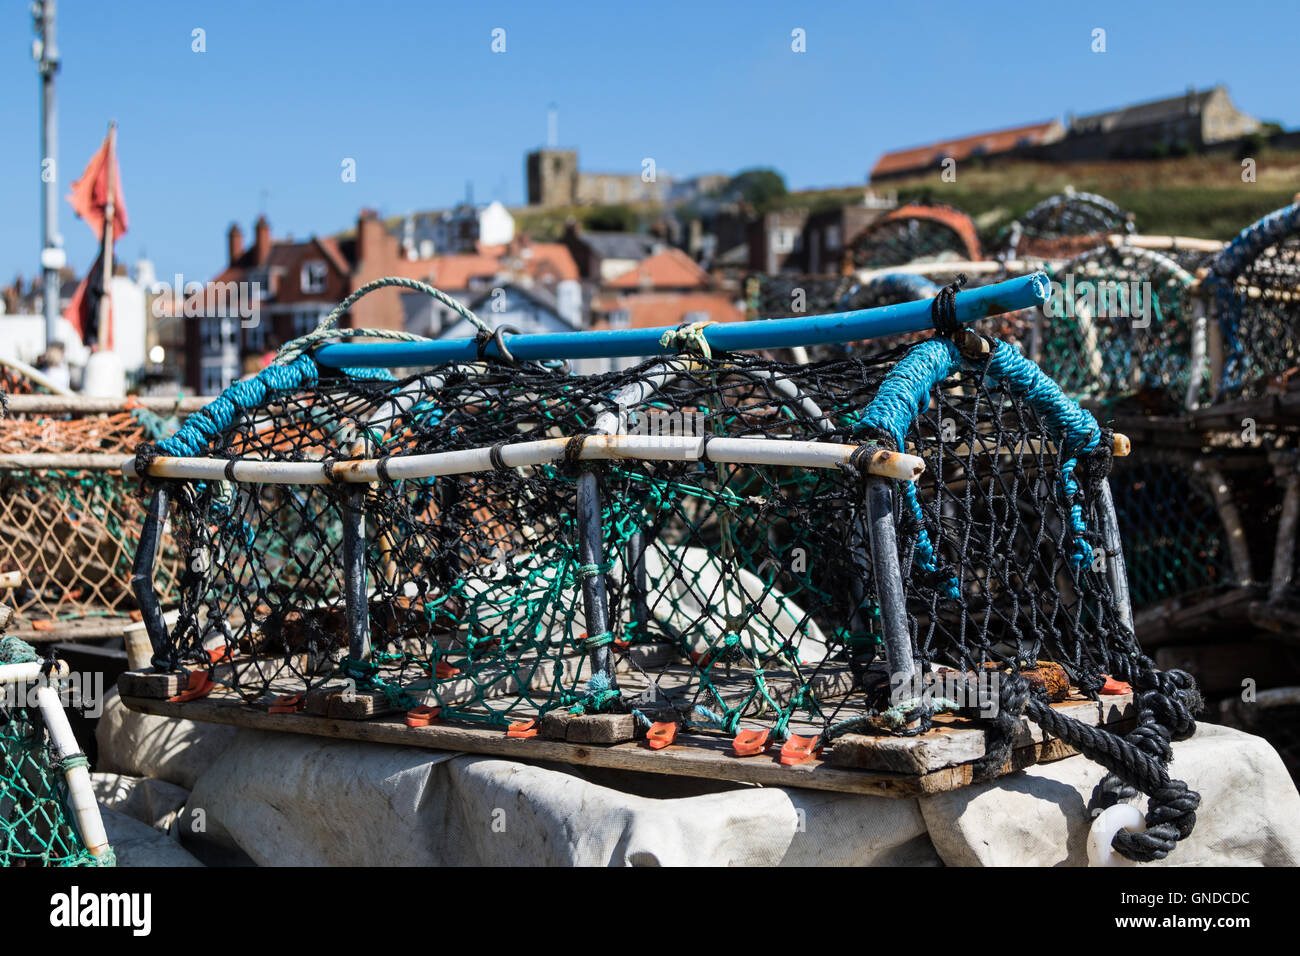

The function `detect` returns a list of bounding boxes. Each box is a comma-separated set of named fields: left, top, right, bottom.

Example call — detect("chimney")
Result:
left=356, top=208, right=385, bottom=267
left=254, top=215, right=271, bottom=264
left=228, top=223, right=245, bottom=265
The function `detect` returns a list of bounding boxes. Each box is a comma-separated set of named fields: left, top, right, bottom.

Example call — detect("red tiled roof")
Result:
left=870, top=120, right=1060, bottom=178
left=589, top=292, right=743, bottom=330
left=603, top=247, right=711, bottom=290
left=517, top=242, right=580, bottom=282
left=395, top=254, right=501, bottom=289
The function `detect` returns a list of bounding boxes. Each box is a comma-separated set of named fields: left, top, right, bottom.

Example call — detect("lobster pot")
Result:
left=136, top=337, right=1142, bottom=743
left=1036, top=244, right=1204, bottom=410
left=1208, top=203, right=1300, bottom=402
left=0, top=403, right=183, bottom=635
left=1001, top=190, right=1132, bottom=260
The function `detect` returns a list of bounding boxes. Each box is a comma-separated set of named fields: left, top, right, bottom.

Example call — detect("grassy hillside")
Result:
left=508, top=151, right=1300, bottom=246
left=788, top=150, right=1300, bottom=241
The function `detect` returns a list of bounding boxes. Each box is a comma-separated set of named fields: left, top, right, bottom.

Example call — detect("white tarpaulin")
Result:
left=96, top=689, right=1300, bottom=866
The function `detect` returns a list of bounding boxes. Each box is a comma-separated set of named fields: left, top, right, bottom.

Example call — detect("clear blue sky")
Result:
left=1, top=0, right=1296, bottom=287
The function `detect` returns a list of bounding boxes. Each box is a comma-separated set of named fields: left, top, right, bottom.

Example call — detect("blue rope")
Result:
left=1206, top=203, right=1300, bottom=394
left=158, top=356, right=320, bottom=457
left=855, top=339, right=962, bottom=596
left=855, top=337, right=1103, bottom=582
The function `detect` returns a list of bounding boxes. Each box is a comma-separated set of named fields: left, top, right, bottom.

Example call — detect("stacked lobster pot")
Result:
left=1026, top=201, right=1300, bottom=781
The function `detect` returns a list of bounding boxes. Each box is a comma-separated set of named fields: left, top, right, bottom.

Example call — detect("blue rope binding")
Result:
left=855, top=336, right=1102, bottom=594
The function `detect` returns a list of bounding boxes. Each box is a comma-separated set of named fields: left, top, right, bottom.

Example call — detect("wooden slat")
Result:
left=119, top=689, right=1128, bottom=798
left=830, top=693, right=1133, bottom=774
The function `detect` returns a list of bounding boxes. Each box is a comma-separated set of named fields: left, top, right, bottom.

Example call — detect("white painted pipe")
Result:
left=0, top=658, right=68, bottom=686
left=35, top=682, right=110, bottom=859
left=122, top=434, right=926, bottom=484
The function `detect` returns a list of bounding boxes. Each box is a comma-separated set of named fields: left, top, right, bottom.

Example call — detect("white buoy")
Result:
left=82, top=350, right=127, bottom=397
left=1087, top=803, right=1146, bottom=867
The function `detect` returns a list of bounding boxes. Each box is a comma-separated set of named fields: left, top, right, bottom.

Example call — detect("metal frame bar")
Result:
left=313, top=274, right=1051, bottom=368
left=122, top=435, right=925, bottom=485
left=863, top=477, right=916, bottom=697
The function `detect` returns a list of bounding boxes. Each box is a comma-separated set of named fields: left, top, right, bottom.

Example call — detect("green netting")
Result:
left=1036, top=244, right=1203, bottom=411
left=1109, top=455, right=1231, bottom=610
left=0, top=637, right=110, bottom=867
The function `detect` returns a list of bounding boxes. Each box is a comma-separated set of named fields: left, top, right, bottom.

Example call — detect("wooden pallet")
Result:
left=118, top=685, right=1135, bottom=798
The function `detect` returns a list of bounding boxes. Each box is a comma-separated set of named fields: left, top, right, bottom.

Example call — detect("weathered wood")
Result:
left=117, top=670, right=186, bottom=699
left=0, top=453, right=130, bottom=472
left=303, top=682, right=402, bottom=719
left=830, top=693, right=1134, bottom=774
left=120, top=688, right=1125, bottom=798
left=540, top=710, right=638, bottom=744
left=3, top=395, right=206, bottom=415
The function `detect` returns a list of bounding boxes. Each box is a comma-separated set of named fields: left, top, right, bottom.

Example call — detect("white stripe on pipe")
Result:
left=122, top=434, right=925, bottom=484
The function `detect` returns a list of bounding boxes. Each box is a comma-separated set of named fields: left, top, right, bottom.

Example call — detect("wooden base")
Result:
left=119, top=685, right=1135, bottom=798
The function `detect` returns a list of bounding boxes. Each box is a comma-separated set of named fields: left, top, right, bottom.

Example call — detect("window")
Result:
left=243, top=318, right=267, bottom=352
left=199, top=361, right=234, bottom=396
left=293, top=309, right=325, bottom=337
left=201, top=318, right=235, bottom=354
left=825, top=224, right=842, bottom=251
left=683, top=310, right=711, bottom=324
left=608, top=309, right=630, bottom=329
left=301, top=261, right=328, bottom=294
left=764, top=226, right=795, bottom=252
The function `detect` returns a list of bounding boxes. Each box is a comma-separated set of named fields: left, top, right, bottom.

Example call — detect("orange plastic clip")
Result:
left=169, top=670, right=215, bottom=703
left=1099, top=674, right=1132, bottom=695
left=268, top=693, right=304, bottom=714
left=646, top=721, right=677, bottom=750
left=434, top=660, right=461, bottom=679
left=506, top=718, right=538, bottom=739
left=732, top=728, right=772, bottom=757
left=206, top=645, right=232, bottom=664
left=31, top=620, right=56, bottom=632
left=779, top=734, right=822, bottom=766
left=405, top=705, right=441, bottom=727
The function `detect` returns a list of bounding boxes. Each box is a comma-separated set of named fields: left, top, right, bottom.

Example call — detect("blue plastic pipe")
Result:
left=315, top=272, right=1051, bottom=368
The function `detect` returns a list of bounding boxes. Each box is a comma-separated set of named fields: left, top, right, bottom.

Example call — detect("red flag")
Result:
left=67, top=133, right=129, bottom=241
left=61, top=251, right=112, bottom=349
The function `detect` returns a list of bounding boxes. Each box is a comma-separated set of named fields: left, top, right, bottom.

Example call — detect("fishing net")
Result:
left=1206, top=203, right=1300, bottom=401
left=1108, top=453, right=1235, bottom=611
left=0, top=399, right=184, bottom=632
left=1036, top=243, right=1203, bottom=411
left=850, top=204, right=981, bottom=269
left=129, top=278, right=1205, bottom=860
left=1002, top=190, right=1133, bottom=260
left=0, top=637, right=110, bottom=866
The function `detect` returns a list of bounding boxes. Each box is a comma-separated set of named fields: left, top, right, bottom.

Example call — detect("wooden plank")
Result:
left=303, top=683, right=402, bottom=719
left=830, top=694, right=1134, bottom=774
left=118, top=670, right=186, bottom=699
left=539, top=711, right=638, bottom=744
left=119, top=690, right=1126, bottom=798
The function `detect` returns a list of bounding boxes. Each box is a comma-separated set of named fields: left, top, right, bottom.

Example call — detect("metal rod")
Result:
left=314, top=273, right=1051, bottom=368
left=123, top=435, right=926, bottom=485
left=1096, top=480, right=1134, bottom=632
left=130, top=486, right=171, bottom=665
left=340, top=489, right=370, bottom=663
left=36, top=0, right=61, bottom=350
left=576, top=469, right=616, bottom=687
left=864, top=477, right=916, bottom=698
left=628, top=530, right=648, bottom=638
